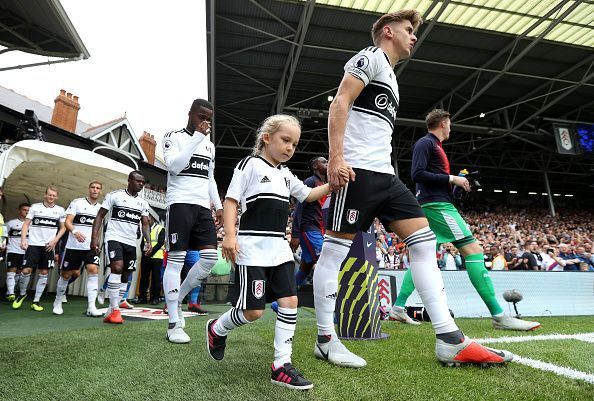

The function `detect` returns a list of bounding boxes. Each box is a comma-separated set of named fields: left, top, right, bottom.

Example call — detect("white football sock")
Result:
left=313, top=236, right=352, bottom=338
left=55, top=276, right=69, bottom=301
left=33, top=274, right=48, bottom=303
left=18, top=273, right=31, bottom=296
left=107, top=273, right=121, bottom=311
left=213, top=307, right=250, bottom=336
left=179, top=249, right=218, bottom=300
left=404, top=227, right=458, bottom=334
left=273, top=307, right=297, bottom=369
left=87, top=274, right=99, bottom=306
left=163, top=251, right=184, bottom=324
left=119, top=282, right=127, bottom=302
left=6, top=271, right=16, bottom=295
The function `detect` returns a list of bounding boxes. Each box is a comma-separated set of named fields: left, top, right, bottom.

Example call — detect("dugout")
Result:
left=0, top=140, right=135, bottom=296
left=0, top=140, right=133, bottom=217
left=0, top=139, right=167, bottom=297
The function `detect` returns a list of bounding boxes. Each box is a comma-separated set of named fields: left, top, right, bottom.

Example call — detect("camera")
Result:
left=453, top=169, right=481, bottom=200
left=17, top=109, right=44, bottom=141
left=466, top=171, right=481, bottom=189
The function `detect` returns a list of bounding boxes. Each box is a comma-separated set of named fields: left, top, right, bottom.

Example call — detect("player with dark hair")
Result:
left=291, top=156, right=328, bottom=270
left=161, top=98, right=223, bottom=343
left=390, top=109, right=540, bottom=332
left=91, top=171, right=151, bottom=324
left=291, top=157, right=329, bottom=276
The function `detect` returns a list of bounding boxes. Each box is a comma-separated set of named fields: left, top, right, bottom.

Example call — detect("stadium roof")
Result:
left=208, top=0, right=594, bottom=199
left=0, top=0, right=90, bottom=70
left=301, top=0, right=594, bottom=48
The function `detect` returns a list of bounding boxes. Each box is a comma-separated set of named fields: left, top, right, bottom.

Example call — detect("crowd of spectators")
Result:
left=373, top=206, right=593, bottom=272
left=143, top=190, right=593, bottom=274
left=143, top=183, right=166, bottom=194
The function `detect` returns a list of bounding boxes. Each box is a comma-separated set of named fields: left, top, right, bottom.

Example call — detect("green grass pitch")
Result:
left=0, top=296, right=592, bottom=401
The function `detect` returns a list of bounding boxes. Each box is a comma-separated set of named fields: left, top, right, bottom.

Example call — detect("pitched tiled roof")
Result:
left=0, top=85, right=92, bottom=135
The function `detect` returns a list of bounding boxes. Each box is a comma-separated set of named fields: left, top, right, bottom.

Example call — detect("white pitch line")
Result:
left=474, top=332, right=594, bottom=385
left=512, top=356, right=594, bottom=385
left=475, top=332, right=594, bottom=344
left=578, top=333, right=594, bottom=343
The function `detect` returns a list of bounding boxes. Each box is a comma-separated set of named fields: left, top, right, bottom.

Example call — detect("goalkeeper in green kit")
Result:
left=390, top=109, right=540, bottom=331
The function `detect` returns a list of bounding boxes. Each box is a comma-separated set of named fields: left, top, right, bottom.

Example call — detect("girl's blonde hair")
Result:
left=252, top=114, right=300, bottom=156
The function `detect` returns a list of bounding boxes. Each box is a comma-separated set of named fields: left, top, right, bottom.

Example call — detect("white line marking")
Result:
left=512, top=356, right=594, bottom=385
left=578, top=333, right=594, bottom=343
left=474, top=332, right=594, bottom=384
left=475, top=332, right=594, bottom=344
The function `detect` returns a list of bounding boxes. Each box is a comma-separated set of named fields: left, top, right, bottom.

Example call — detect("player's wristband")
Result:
left=72, top=229, right=79, bottom=235
left=449, top=175, right=454, bottom=183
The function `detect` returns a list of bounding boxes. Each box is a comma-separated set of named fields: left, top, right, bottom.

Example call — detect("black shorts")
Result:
left=6, top=253, right=25, bottom=269
left=61, top=248, right=100, bottom=271
left=231, top=261, right=296, bottom=310
left=106, top=241, right=137, bottom=271
left=166, top=203, right=217, bottom=251
left=327, top=168, right=424, bottom=233
left=23, top=246, right=56, bottom=270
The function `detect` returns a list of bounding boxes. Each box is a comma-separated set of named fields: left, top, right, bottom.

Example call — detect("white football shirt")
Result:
left=226, top=156, right=311, bottom=267
left=6, top=218, right=26, bottom=255
left=343, top=46, right=399, bottom=174
left=65, top=197, right=102, bottom=250
left=26, top=202, right=66, bottom=246
left=101, top=189, right=149, bottom=247
left=162, top=129, right=222, bottom=210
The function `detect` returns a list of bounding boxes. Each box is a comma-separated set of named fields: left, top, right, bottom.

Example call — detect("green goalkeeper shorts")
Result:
left=421, top=202, right=476, bottom=248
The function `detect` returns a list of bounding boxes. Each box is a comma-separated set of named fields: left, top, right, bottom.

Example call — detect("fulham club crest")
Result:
left=346, top=209, right=359, bottom=224
left=252, top=280, right=265, bottom=299
left=170, top=233, right=178, bottom=244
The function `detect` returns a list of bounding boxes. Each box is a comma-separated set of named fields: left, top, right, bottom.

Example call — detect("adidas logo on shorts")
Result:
left=260, top=176, right=271, bottom=183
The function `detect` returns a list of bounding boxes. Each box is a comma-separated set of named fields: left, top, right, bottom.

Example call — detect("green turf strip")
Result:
left=0, top=297, right=593, bottom=400
left=0, top=296, right=106, bottom=338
